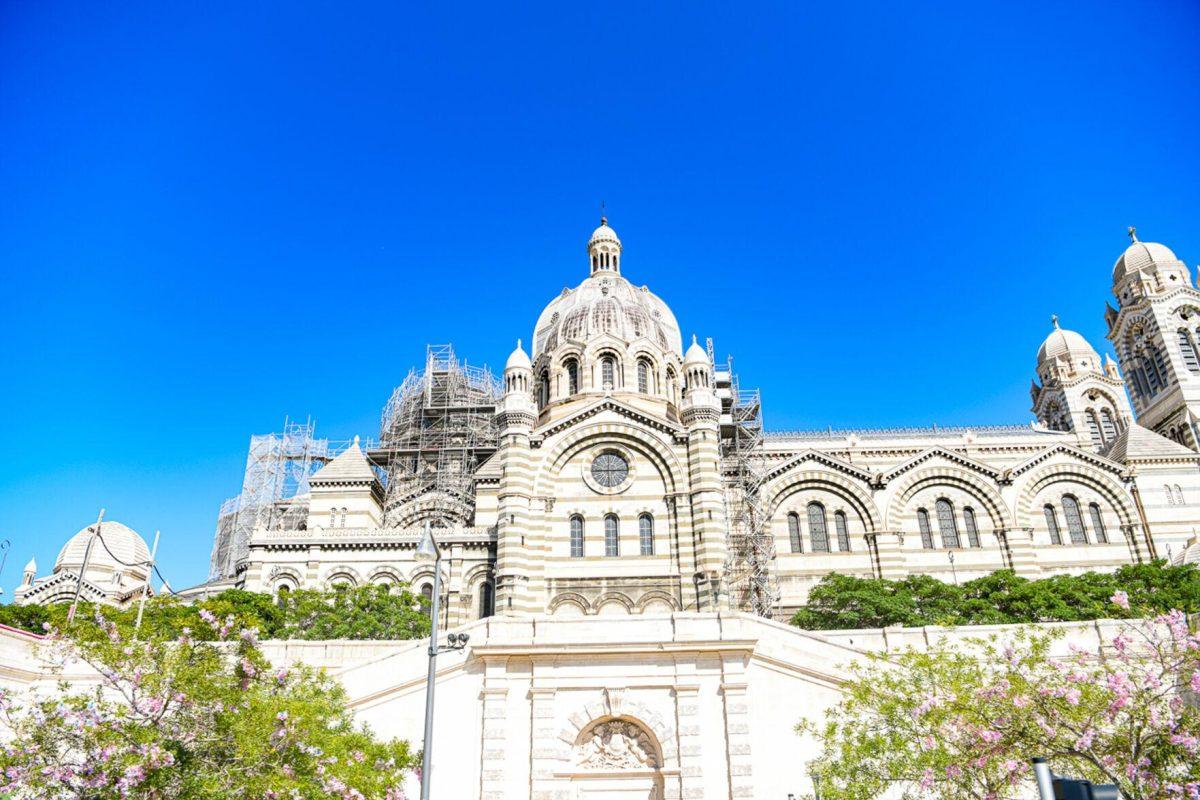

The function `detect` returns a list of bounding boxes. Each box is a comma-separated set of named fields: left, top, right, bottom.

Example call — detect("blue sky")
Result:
left=2, top=1, right=1198, bottom=592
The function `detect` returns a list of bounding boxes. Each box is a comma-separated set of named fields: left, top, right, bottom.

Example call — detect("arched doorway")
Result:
left=568, top=717, right=663, bottom=799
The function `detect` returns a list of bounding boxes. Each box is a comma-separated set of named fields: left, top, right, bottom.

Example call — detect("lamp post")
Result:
left=413, top=522, right=468, bottom=800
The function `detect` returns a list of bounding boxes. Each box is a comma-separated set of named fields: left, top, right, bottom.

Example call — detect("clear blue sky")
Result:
left=2, top=1, right=1198, bottom=592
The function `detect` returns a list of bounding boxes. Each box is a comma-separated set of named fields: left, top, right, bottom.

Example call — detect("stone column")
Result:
left=1002, top=527, right=1039, bottom=576
left=721, top=649, right=755, bottom=800
left=873, top=531, right=907, bottom=580
left=673, top=685, right=704, bottom=799
left=529, top=687, right=560, bottom=800
left=479, top=686, right=510, bottom=800
left=496, top=423, right=536, bottom=615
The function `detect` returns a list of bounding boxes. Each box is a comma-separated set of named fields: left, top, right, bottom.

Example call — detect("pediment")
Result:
left=882, top=446, right=1003, bottom=483
left=761, top=449, right=875, bottom=485
left=534, top=397, right=683, bottom=442
left=1007, top=443, right=1128, bottom=479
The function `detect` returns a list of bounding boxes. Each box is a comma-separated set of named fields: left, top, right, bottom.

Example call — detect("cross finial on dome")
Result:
left=352, top=434, right=360, bottom=446
left=1128, top=226, right=1139, bottom=243
left=1051, top=314, right=1059, bottom=329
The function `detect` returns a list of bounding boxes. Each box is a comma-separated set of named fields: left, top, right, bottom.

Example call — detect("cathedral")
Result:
left=18, top=221, right=1200, bottom=617
left=13, top=220, right=1200, bottom=799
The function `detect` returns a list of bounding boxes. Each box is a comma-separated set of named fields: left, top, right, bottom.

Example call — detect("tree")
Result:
left=278, top=584, right=431, bottom=641
left=799, top=595, right=1200, bottom=800
left=0, top=607, right=417, bottom=799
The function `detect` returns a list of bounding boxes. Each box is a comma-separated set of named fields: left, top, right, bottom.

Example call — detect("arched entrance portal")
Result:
left=569, top=717, right=663, bottom=799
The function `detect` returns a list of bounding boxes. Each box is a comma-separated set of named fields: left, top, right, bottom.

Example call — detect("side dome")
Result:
left=55, top=521, right=151, bottom=581
left=1037, top=320, right=1099, bottom=366
left=1113, top=240, right=1182, bottom=284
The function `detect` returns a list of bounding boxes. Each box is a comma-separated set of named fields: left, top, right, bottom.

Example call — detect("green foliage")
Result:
left=278, top=584, right=432, bottom=641
left=791, top=562, right=1200, bottom=630
left=0, top=584, right=430, bottom=642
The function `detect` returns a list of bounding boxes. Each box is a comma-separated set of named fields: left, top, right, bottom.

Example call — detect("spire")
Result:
left=1128, top=226, right=1139, bottom=243
left=1051, top=314, right=1060, bottom=330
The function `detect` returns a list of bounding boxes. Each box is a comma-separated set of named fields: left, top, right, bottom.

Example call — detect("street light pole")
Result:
left=413, top=521, right=469, bottom=800
left=417, top=524, right=442, bottom=800
left=68, top=508, right=105, bottom=624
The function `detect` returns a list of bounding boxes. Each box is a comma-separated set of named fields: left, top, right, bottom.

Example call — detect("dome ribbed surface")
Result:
left=532, top=275, right=682, bottom=357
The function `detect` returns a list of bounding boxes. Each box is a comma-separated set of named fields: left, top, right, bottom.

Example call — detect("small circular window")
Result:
left=591, top=453, right=629, bottom=488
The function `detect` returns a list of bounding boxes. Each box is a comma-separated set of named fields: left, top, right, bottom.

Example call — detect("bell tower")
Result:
left=1105, top=228, right=1200, bottom=448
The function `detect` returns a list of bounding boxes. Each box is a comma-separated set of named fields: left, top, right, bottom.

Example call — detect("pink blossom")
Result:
left=1111, top=590, right=1130, bottom=610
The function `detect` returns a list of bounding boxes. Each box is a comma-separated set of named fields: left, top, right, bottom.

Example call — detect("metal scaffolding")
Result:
left=710, top=340, right=779, bottom=618
left=373, top=344, right=502, bottom=528
left=209, top=418, right=329, bottom=580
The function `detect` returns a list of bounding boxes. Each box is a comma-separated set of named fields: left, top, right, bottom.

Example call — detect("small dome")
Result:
left=1037, top=318, right=1099, bottom=366
left=505, top=340, right=532, bottom=371
left=1113, top=238, right=1183, bottom=284
left=55, top=521, right=150, bottom=584
left=22, top=557, right=36, bottom=573
left=684, top=335, right=709, bottom=366
left=588, top=217, right=621, bottom=247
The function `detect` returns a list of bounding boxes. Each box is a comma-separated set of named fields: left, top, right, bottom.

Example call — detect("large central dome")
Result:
left=531, top=219, right=683, bottom=358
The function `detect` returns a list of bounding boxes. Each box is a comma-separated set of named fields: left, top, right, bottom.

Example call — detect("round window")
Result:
left=591, top=453, right=630, bottom=488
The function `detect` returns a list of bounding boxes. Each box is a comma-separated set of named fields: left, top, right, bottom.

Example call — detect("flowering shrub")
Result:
left=799, top=597, right=1200, bottom=800
left=0, top=608, right=416, bottom=799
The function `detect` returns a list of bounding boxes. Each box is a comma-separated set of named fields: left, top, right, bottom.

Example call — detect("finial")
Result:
left=1128, top=226, right=1138, bottom=243
left=600, top=199, right=606, bottom=226
left=516, top=338, right=522, bottom=351
left=352, top=434, right=360, bottom=446
left=692, top=334, right=698, bottom=345
left=1051, top=314, right=1060, bottom=329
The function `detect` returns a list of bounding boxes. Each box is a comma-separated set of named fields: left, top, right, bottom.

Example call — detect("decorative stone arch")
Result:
left=323, top=565, right=362, bottom=589
left=536, top=421, right=685, bottom=497
left=407, top=563, right=448, bottom=589
left=1014, top=461, right=1137, bottom=528
left=764, top=468, right=880, bottom=532
left=885, top=464, right=1014, bottom=531
left=366, top=566, right=404, bottom=588
left=548, top=592, right=591, bottom=616
left=268, top=568, right=304, bottom=594
left=634, top=590, right=679, bottom=614
left=390, top=493, right=473, bottom=529
left=594, top=591, right=635, bottom=615
left=556, top=690, right=677, bottom=771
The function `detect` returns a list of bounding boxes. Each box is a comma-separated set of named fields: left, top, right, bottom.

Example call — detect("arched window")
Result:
left=420, top=583, right=434, bottom=615
left=570, top=515, right=584, bottom=558
left=565, top=359, right=579, bottom=395
left=1085, top=410, right=1104, bottom=447
left=962, top=506, right=980, bottom=547
left=637, top=359, right=651, bottom=393
left=330, top=509, right=338, bottom=527
left=340, top=507, right=348, bottom=528
left=935, top=498, right=960, bottom=548
left=539, top=370, right=550, bottom=407
left=1143, top=345, right=1166, bottom=393
left=1088, top=503, right=1108, bottom=544
left=638, top=514, right=654, bottom=555
left=808, top=503, right=829, bottom=552
left=601, top=357, right=615, bottom=390
left=666, top=369, right=677, bottom=404
left=479, top=581, right=495, bottom=618
left=275, top=583, right=292, bottom=607
left=787, top=513, right=802, bottom=553
left=1099, top=409, right=1118, bottom=441
left=1044, top=505, right=1062, bottom=545
left=1062, top=495, right=1088, bottom=544
left=1175, top=485, right=1186, bottom=506
left=917, top=508, right=933, bottom=549
left=1165, top=484, right=1176, bottom=506
left=1179, top=330, right=1200, bottom=374
left=834, top=511, right=850, bottom=552
left=604, top=514, right=620, bottom=557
